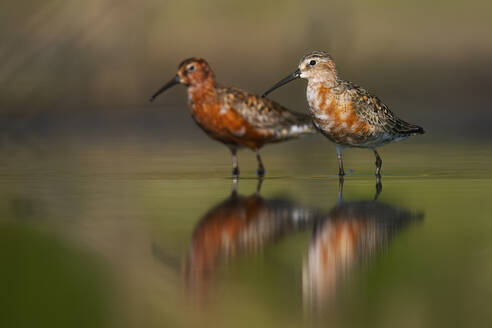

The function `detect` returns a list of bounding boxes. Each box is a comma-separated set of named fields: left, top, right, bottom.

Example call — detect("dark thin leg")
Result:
left=255, top=149, right=265, bottom=177
left=338, top=157, right=345, bottom=176
left=230, top=148, right=240, bottom=177
left=336, top=145, right=345, bottom=176
left=375, top=175, right=382, bottom=200
left=373, top=149, right=382, bottom=176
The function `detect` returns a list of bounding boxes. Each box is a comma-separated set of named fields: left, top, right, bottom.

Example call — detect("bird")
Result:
left=149, top=57, right=316, bottom=177
left=262, top=51, right=425, bottom=177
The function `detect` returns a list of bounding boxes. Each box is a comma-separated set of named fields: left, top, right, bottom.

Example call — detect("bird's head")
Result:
left=262, top=51, right=338, bottom=97
left=297, top=51, right=337, bottom=82
left=150, top=57, right=215, bottom=102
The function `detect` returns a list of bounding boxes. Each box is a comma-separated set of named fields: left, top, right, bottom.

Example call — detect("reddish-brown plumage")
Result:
left=183, top=62, right=274, bottom=149
left=190, top=101, right=273, bottom=149
left=150, top=57, right=316, bottom=177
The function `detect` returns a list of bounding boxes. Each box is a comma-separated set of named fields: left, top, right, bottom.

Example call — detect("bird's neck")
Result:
left=187, top=78, right=218, bottom=105
left=308, top=73, right=339, bottom=88
left=308, top=68, right=338, bottom=84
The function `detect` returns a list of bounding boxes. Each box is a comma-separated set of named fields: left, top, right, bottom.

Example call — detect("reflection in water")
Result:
left=185, top=179, right=319, bottom=301
left=303, top=179, right=424, bottom=309
left=183, top=178, right=424, bottom=310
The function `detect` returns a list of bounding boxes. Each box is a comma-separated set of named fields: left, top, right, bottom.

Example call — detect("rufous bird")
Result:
left=150, top=57, right=316, bottom=177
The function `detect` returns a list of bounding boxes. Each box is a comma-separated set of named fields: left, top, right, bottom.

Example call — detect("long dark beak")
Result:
left=149, top=75, right=180, bottom=102
left=262, top=68, right=300, bottom=98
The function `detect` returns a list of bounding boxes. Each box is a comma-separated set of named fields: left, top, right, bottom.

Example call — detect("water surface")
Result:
left=1, top=137, right=492, bottom=328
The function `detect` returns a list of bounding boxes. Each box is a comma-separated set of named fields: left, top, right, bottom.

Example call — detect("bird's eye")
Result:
left=188, top=65, right=195, bottom=71
left=309, top=60, right=316, bottom=66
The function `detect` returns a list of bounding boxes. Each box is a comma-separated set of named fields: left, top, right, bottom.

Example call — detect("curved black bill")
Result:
left=261, top=68, right=300, bottom=98
left=149, top=75, right=180, bottom=102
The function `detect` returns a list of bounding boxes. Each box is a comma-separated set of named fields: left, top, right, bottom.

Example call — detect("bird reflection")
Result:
left=182, top=177, right=423, bottom=309
left=303, top=179, right=423, bottom=309
left=185, top=179, right=319, bottom=301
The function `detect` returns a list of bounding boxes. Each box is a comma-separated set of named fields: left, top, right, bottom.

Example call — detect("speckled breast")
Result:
left=306, top=84, right=378, bottom=147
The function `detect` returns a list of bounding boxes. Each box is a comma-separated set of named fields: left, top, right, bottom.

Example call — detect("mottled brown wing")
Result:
left=339, top=82, right=424, bottom=136
left=218, top=87, right=316, bottom=139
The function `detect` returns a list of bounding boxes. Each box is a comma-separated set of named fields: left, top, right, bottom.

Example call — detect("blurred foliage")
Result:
left=0, top=223, right=110, bottom=328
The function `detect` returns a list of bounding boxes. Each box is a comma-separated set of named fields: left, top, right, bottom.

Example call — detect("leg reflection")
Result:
left=375, top=174, right=382, bottom=200
left=337, top=176, right=344, bottom=205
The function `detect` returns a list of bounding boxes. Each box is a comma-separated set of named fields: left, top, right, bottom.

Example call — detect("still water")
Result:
left=1, top=136, right=492, bottom=328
